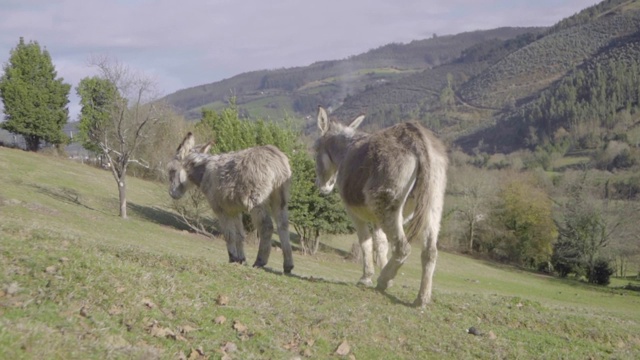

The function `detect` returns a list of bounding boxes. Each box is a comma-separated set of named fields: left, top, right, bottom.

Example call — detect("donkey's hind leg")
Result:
left=415, top=194, right=444, bottom=307
left=250, top=205, right=273, bottom=269
left=414, top=231, right=438, bottom=308
left=376, top=211, right=411, bottom=291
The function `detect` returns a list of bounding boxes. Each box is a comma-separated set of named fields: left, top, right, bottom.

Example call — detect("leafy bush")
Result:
left=587, top=258, right=614, bottom=286
left=492, top=178, right=557, bottom=266
left=612, top=175, right=640, bottom=200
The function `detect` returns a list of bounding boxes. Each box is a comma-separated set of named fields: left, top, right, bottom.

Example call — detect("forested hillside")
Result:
left=456, top=0, right=640, bottom=153
left=162, top=27, right=540, bottom=120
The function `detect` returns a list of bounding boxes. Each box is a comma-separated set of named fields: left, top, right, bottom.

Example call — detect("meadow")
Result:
left=1, top=147, right=639, bottom=359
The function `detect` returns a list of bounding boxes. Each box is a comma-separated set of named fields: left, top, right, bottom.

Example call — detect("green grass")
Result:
left=194, top=96, right=297, bottom=122
left=1, top=147, right=639, bottom=359
left=552, top=155, right=591, bottom=171
left=240, top=95, right=295, bottom=121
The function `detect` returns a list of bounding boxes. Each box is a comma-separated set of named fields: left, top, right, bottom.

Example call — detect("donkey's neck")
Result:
left=330, top=132, right=367, bottom=165
left=185, top=153, right=219, bottom=188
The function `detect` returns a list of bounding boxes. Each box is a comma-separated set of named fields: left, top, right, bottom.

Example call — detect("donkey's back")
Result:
left=204, top=145, right=291, bottom=215
left=338, top=122, right=446, bottom=226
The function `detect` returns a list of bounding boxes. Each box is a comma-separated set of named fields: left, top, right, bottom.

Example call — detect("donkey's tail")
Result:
left=405, top=123, right=448, bottom=243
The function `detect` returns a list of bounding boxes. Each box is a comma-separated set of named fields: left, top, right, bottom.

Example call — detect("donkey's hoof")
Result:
left=412, top=297, right=430, bottom=309
left=283, top=265, right=294, bottom=274
left=228, top=253, right=246, bottom=264
left=252, top=260, right=266, bottom=269
left=357, top=278, right=374, bottom=287
left=375, top=279, right=394, bottom=291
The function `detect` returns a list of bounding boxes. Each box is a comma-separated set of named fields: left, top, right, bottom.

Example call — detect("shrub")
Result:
left=588, top=258, right=614, bottom=286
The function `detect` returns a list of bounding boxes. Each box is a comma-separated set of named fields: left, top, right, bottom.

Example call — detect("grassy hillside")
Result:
left=1, top=148, right=639, bottom=359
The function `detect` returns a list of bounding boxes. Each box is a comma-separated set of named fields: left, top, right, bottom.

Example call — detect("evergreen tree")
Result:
left=0, top=37, right=71, bottom=151
left=288, top=151, right=353, bottom=254
left=76, top=77, right=118, bottom=153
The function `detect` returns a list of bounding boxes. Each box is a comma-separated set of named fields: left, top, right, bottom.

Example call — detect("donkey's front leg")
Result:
left=273, top=205, right=294, bottom=274
left=250, top=206, right=273, bottom=269
left=372, top=226, right=389, bottom=269
left=352, top=218, right=375, bottom=287
left=222, top=215, right=246, bottom=264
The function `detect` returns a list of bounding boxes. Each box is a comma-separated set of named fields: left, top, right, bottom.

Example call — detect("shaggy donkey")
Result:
left=168, top=133, right=294, bottom=273
left=314, top=107, right=448, bottom=307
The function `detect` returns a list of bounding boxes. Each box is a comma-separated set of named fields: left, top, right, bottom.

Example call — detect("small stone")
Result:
left=6, top=282, right=19, bottom=296
left=216, top=295, right=229, bottom=306
left=221, top=342, right=237, bottom=353
left=335, top=340, right=350, bottom=356
left=467, top=326, right=482, bottom=336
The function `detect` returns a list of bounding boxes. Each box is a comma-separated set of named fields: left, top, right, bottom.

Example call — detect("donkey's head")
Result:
left=314, top=106, right=364, bottom=194
left=167, top=132, right=212, bottom=199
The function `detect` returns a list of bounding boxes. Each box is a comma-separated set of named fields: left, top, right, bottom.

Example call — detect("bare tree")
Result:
left=77, top=56, right=168, bottom=218
left=553, top=172, right=631, bottom=281
left=451, top=165, right=496, bottom=253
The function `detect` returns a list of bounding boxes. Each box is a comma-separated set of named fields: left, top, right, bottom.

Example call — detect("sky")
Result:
left=0, top=0, right=600, bottom=120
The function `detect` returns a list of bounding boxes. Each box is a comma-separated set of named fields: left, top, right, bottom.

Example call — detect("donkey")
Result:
left=168, top=132, right=294, bottom=274
left=314, top=106, right=448, bottom=307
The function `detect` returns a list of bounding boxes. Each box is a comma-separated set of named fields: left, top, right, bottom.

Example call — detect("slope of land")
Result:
left=1, top=148, right=639, bottom=359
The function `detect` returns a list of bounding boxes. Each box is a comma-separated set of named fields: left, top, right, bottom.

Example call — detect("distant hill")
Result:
left=163, top=0, right=640, bottom=155
left=162, top=27, right=541, bottom=121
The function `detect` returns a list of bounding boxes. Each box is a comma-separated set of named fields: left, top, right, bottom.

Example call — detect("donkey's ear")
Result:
left=348, top=114, right=365, bottom=130
left=317, top=106, right=330, bottom=135
left=176, top=132, right=195, bottom=159
left=200, top=141, right=213, bottom=154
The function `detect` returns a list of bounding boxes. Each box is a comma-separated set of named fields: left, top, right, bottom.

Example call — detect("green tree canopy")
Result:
left=76, top=76, right=119, bottom=153
left=494, top=178, right=557, bottom=267
left=0, top=37, right=71, bottom=151
left=288, top=150, right=353, bottom=254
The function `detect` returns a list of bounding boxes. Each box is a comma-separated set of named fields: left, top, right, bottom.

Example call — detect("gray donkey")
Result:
left=314, top=107, right=448, bottom=307
left=168, top=132, right=294, bottom=274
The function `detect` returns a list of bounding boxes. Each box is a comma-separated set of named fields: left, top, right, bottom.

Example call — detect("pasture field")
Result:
left=1, top=147, right=639, bottom=359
